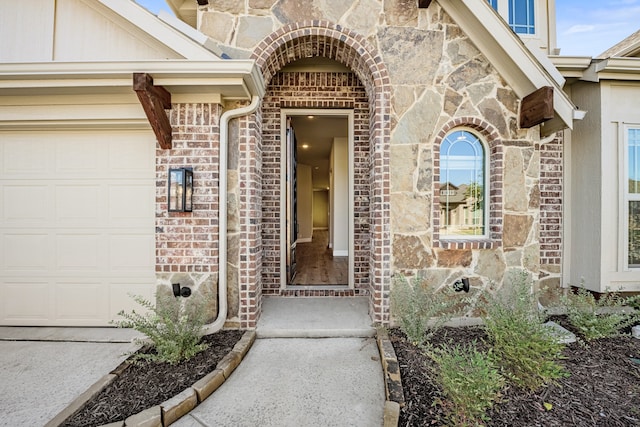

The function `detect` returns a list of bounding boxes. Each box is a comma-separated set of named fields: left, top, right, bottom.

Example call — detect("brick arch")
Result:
left=248, top=22, right=392, bottom=324
left=252, top=21, right=388, bottom=100
left=432, top=117, right=504, bottom=249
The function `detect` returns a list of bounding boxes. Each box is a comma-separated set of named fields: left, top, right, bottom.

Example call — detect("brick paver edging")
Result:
left=376, top=329, right=404, bottom=427
left=46, top=330, right=256, bottom=427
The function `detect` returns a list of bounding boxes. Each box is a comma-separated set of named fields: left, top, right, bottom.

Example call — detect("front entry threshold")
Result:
left=285, top=285, right=349, bottom=291
left=257, top=296, right=376, bottom=338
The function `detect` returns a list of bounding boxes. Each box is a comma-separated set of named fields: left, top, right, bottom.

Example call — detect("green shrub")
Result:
left=563, top=287, right=640, bottom=341
left=482, top=270, right=567, bottom=391
left=429, top=343, right=504, bottom=426
left=628, top=294, right=640, bottom=311
left=390, top=274, right=465, bottom=346
left=112, top=292, right=209, bottom=365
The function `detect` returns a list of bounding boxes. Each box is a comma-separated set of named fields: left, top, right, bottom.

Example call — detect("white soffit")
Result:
left=166, top=0, right=198, bottom=28
left=97, top=0, right=219, bottom=60
left=438, top=0, right=576, bottom=131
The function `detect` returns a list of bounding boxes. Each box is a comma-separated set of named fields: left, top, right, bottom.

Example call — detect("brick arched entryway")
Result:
left=238, top=21, right=391, bottom=327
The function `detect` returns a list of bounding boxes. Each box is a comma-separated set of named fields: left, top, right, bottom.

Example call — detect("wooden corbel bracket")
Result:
left=133, top=73, right=172, bottom=149
left=520, top=86, right=554, bottom=129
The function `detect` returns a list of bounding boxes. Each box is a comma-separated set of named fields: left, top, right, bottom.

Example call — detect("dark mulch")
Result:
left=390, top=318, right=640, bottom=426
left=62, top=329, right=244, bottom=427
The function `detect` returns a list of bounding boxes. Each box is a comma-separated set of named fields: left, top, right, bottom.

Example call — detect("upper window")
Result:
left=488, top=0, right=536, bottom=35
left=626, top=128, right=640, bottom=268
left=509, top=0, right=535, bottom=34
left=439, top=130, right=487, bottom=239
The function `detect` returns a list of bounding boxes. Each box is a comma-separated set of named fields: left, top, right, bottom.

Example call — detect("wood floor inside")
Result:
left=290, top=230, right=348, bottom=286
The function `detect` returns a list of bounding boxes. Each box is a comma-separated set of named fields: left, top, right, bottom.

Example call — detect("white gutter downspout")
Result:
left=203, top=95, right=261, bottom=334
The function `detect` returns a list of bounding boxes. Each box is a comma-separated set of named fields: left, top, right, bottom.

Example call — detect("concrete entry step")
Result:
left=257, top=296, right=376, bottom=338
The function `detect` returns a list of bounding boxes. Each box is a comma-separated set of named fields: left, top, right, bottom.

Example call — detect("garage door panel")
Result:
left=55, top=184, right=104, bottom=225
left=108, top=184, right=154, bottom=227
left=109, top=234, right=154, bottom=271
left=56, top=138, right=109, bottom=176
left=0, top=130, right=155, bottom=326
left=54, top=281, right=108, bottom=322
left=1, top=281, right=51, bottom=321
left=3, top=184, right=51, bottom=224
left=109, top=281, right=154, bottom=322
left=56, top=234, right=105, bottom=272
left=109, top=137, right=155, bottom=173
left=2, top=233, right=51, bottom=271
left=3, top=138, right=53, bottom=175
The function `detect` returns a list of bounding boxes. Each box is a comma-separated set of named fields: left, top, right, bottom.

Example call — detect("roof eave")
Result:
left=98, top=0, right=218, bottom=60
left=0, top=61, right=266, bottom=101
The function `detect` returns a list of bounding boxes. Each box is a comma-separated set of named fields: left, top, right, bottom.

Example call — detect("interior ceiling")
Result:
left=290, top=115, right=348, bottom=189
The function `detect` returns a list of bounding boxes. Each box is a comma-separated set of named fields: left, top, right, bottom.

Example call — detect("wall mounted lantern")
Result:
left=168, top=168, right=193, bottom=212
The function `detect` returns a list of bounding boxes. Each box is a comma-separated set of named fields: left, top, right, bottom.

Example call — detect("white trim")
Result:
left=621, top=123, right=640, bottom=271
left=332, top=250, right=349, bottom=257
left=280, top=109, right=355, bottom=289
left=0, top=60, right=265, bottom=100
left=561, top=128, right=572, bottom=288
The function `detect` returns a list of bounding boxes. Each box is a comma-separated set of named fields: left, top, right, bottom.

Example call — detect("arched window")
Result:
left=439, top=130, right=487, bottom=238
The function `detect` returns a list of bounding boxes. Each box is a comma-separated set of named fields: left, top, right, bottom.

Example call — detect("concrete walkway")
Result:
left=174, top=296, right=385, bottom=427
left=0, top=297, right=385, bottom=426
left=0, top=328, right=140, bottom=427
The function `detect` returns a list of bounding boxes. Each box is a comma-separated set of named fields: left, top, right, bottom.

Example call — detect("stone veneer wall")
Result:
left=261, top=71, right=371, bottom=294
left=155, top=103, right=222, bottom=322
left=196, top=0, right=555, bottom=320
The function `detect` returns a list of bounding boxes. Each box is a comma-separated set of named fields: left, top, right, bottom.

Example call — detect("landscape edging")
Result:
left=376, top=329, right=404, bottom=427
left=47, top=329, right=256, bottom=427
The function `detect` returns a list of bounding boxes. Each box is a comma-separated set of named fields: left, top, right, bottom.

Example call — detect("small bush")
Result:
left=390, top=274, right=465, bottom=346
left=482, top=270, right=567, bottom=391
left=429, top=343, right=504, bottom=426
left=628, top=295, right=640, bottom=311
left=563, top=287, right=640, bottom=341
left=112, top=293, right=209, bottom=365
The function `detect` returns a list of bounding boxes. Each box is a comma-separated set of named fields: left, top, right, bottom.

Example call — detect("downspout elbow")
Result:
left=202, top=95, right=260, bottom=335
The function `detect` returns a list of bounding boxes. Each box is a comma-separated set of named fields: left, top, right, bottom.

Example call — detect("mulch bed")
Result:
left=391, top=317, right=640, bottom=426
left=61, top=329, right=244, bottom=427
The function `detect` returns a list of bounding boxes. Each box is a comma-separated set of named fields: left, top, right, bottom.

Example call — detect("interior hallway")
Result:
left=290, top=230, right=348, bottom=286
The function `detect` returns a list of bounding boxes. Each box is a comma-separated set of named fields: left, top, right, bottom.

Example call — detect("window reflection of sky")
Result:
left=441, top=131, right=483, bottom=186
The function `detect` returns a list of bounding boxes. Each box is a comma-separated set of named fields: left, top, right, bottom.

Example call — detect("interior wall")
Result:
left=297, top=163, right=313, bottom=242
left=313, top=190, right=329, bottom=229
left=332, top=137, right=348, bottom=256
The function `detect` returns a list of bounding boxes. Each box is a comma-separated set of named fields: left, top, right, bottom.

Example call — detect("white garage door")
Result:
left=0, top=130, right=156, bottom=326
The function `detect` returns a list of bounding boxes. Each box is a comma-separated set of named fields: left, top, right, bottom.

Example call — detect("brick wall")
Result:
left=154, top=103, right=221, bottom=313
left=261, top=71, right=371, bottom=293
left=539, top=134, right=563, bottom=267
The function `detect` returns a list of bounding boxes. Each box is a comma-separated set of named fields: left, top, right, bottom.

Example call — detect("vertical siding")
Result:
left=0, top=0, right=55, bottom=62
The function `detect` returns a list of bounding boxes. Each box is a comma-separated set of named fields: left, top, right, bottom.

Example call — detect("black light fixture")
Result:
left=172, top=283, right=192, bottom=298
left=453, top=277, right=470, bottom=293
left=168, top=168, right=193, bottom=212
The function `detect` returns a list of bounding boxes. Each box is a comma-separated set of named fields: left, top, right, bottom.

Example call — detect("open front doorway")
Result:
left=280, top=110, right=354, bottom=288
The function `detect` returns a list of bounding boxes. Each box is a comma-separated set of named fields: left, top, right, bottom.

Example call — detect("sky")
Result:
left=135, top=0, right=640, bottom=57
